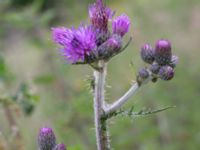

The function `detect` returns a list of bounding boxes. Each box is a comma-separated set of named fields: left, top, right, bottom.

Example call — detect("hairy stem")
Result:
left=93, top=60, right=110, bottom=150
left=105, top=77, right=152, bottom=116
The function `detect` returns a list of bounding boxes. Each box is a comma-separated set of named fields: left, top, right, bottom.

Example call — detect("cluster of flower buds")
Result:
left=52, top=0, right=131, bottom=64
left=38, top=127, right=67, bottom=150
left=137, top=39, right=178, bottom=84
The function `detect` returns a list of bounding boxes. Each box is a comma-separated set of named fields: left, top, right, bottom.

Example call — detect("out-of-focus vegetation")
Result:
left=0, top=0, right=200, bottom=149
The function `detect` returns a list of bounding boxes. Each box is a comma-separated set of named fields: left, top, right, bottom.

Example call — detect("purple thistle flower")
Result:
left=150, top=62, right=160, bottom=74
left=52, top=0, right=133, bottom=64
left=52, top=25, right=97, bottom=63
left=138, top=68, right=149, bottom=79
left=159, top=65, right=174, bottom=81
left=112, top=14, right=131, bottom=37
left=155, top=39, right=172, bottom=65
left=89, top=1, right=114, bottom=32
left=106, top=35, right=122, bottom=50
left=98, top=34, right=122, bottom=60
left=140, top=43, right=155, bottom=64
left=137, top=68, right=150, bottom=85
left=38, top=127, right=56, bottom=150
left=54, top=143, right=67, bottom=150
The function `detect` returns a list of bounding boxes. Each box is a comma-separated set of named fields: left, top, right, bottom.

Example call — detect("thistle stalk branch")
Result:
left=93, top=60, right=110, bottom=150
left=104, top=77, right=152, bottom=116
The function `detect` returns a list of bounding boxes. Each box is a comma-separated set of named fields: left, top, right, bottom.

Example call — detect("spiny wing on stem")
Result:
left=104, top=105, right=176, bottom=119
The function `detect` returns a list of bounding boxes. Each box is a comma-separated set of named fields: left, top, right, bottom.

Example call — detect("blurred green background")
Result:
left=0, top=0, right=200, bottom=149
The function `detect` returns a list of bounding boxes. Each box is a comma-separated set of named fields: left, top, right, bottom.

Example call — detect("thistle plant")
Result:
left=46, top=0, right=178, bottom=149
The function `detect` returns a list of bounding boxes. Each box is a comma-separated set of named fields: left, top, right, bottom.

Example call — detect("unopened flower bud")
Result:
left=38, top=127, right=56, bottom=150
left=169, top=55, right=179, bottom=68
left=138, top=68, right=149, bottom=79
left=150, top=62, right=160, bottom=74
left=155, top=39, right=172, bottom=65
left=140, top=44, right=155, bottom=64
left=98, top=34, right=122, bottom=60
left=159, top=66, right=174, bottom=81
left=54, top=143, right=67, bottom=150
left=89, top=1, right=113, bottom=32
left=112, top=14, right=130, bottom=37
left=137, top=68, right=150, bottom=86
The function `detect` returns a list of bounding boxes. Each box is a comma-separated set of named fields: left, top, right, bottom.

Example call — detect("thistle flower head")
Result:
left=105, top=34, right=122, bottom=50
left=89, top=1, right=114, bottom=32
left=98, top=34, right=122, bottom=60
left=54, top=143, right=67, bottom=150
left=52, top=25, right=97, bottom=63
left=159, top=65, right=174, bottom=81
left=52, top=0, right=132, bottom=64
left=155, top=39, right=172, bottom=65
left=137, top=68, right=150, bottom=85
left=138, top=68, right=149, bottom=79
left=140, top=44, right=155, bottom=64
left=112, top=14, right=130, bottom=37
left=150, top=62, right=160, bottom=74
left=38, top=127, right=56, bottom=150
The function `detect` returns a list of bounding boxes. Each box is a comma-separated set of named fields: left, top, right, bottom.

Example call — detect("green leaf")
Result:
left=132, top=106, right=176, bottom=116
left=114, top=105, right=176, bottom=119
left=0, top=54, right=14, bottom=82
left=13, top=82, right=40, bottom=115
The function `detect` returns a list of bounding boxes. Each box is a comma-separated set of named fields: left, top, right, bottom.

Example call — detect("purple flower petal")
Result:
left=52, top=25, right=97, bottom=63
left=52, top=27, right=74, bottom=46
